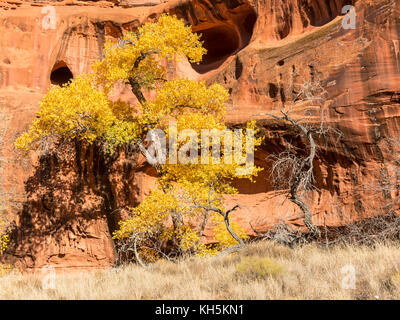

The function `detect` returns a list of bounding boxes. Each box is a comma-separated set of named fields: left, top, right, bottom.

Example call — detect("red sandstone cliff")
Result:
left=1, top=0, right=400, bottom=270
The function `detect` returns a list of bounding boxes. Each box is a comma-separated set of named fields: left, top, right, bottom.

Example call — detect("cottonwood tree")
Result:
left=15, top=15, right=262, bottom=265
left=263, top=75, right=340, bottom=237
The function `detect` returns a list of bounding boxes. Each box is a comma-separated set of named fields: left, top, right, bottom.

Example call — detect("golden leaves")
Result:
left=92, top=14, right=206, bottom=95
left=14, top=14, right=263, bottom=261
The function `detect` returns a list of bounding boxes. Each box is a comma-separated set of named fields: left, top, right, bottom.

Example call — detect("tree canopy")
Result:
left=15, top=14, right=262, bottom=263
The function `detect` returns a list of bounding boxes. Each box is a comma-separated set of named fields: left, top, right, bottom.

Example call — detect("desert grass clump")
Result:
left=235, top=256, right=283, bottom=280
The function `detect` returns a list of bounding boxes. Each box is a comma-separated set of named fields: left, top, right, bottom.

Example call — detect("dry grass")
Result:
left=1, top=241, right=400, bottom=299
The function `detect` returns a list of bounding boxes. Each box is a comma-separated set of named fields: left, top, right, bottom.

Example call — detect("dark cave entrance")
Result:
left=190, top=8, right=257, bottom=74
left=193, top=25, right=240, bottom=72
left=50, top=61, right=73, bottom=86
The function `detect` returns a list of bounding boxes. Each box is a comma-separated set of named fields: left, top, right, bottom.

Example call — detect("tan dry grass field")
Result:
left=1, top=241, right=400, bottom=299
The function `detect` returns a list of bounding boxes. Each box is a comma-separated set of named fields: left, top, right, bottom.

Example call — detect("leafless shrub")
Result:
left=322, top=215, right=400, bottom=247
left=250, top=214, right=400, bottom=249
left=264, top=74, right=341, bottom=236
left=250, top=221, right=307, bottom=247
left=318, top=137, right=400, bottom=246
left=361, top=137, right=400, bottom=216
left=115, top=231, right=182, bottom=268
left=36, top=135, right=57, bottom=158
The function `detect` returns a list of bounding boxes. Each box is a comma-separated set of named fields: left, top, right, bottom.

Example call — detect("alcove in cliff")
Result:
left=194, top=25, right=239, bottom=71
left=50, top=61, right=73, bottom=86
left=189, top=5, right=257, bottom=74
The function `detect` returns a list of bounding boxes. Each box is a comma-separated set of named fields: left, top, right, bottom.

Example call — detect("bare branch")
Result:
left=266, top=74, right=338, bottom=236
left=127, top=50, right=160, bottom=105
left=192, top=188, right=245, bottom=247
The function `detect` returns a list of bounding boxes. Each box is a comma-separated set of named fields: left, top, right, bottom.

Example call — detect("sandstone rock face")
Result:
left=1, top=0, right=400, bottom=270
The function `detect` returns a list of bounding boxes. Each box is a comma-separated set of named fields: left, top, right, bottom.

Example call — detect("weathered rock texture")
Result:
left=1, top=0, right=400, bottom=270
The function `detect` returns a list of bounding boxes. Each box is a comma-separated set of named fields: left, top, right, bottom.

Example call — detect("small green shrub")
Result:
left=235, top=256, right=283, bottom=279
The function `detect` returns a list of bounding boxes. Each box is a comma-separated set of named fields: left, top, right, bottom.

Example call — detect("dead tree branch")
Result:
left=192, top=187, right=245, bottom=247
left=266, top=75, right=340, bottom=236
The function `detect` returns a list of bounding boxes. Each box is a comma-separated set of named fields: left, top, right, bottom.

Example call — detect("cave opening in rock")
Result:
left=50, top=61, right=73, bottom=86
left=190, top=7, right=257, bottom=74
left=269, top=83, right=279, bottom=99
left=191, top=25, right=239, bottom=73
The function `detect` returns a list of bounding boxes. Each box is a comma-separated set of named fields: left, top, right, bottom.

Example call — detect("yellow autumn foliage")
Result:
left=15, top=14, right=263, bottom=262
left=14, top=75, right=115, bottom=151
left=92, top=14, right=206, bottom=94
left=0, top=211, right=11, bottom=276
